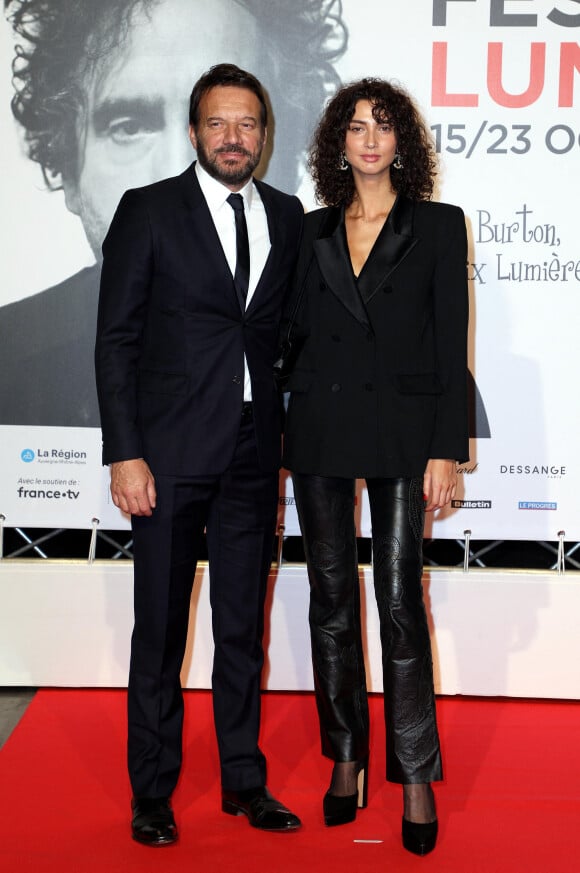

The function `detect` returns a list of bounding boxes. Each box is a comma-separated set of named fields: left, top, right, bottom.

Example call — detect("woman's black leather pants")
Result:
left=292, top=473, right=442, bottom=784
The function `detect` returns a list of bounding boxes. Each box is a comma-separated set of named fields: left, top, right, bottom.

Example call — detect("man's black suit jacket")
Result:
left=95, top=162, right=303, bottom=475
left=283, top=197, right=470, bottom=479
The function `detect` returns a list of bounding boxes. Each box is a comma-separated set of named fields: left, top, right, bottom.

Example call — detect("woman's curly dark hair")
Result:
left=4, top=0, right=346, bottom=193
left=309, top=78, right=437, bottom=206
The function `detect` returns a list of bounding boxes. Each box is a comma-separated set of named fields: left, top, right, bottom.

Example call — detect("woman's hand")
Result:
left=423, top=459, right=457, bottom=512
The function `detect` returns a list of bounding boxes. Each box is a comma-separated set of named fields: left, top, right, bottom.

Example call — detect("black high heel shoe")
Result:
left=323, top=759, right=368, bottom=827
left=402, top=817, right=438, bottom=855
left=402, top=783, right=438, bottom=855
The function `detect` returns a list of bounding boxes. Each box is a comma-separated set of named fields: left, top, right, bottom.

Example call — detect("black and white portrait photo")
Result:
left=0, top=0, right=346, bottom=427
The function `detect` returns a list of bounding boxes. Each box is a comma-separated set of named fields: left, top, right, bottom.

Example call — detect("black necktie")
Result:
left=227, top=193, right=250, bottom=308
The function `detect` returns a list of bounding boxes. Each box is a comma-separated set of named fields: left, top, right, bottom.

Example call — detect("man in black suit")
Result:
left=95, top=63, right=303, bottom=845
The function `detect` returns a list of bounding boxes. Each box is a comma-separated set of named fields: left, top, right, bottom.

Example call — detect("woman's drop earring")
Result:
left=338, top=152, right=349, bottom=171
left=392, top=152, right=403, bottom=170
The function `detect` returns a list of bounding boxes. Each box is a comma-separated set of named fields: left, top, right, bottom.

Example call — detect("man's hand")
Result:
left=110, top=459, right=157, bottom=517
left=423, top=459, right=457, bottom=512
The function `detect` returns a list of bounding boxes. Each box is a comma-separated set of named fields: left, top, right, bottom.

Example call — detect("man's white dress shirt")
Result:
left=195, top=162, right=271, bottom=402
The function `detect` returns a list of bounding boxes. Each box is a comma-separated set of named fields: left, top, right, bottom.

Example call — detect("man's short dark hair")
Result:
left=189, top=63, right=268, bottom=130
left=4, top=0, right=347, bottom=193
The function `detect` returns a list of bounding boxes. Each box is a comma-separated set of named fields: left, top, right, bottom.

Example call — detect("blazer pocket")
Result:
left=138, top=370, right=188, bottom=396
left=394, top=372, right=443, bottom=395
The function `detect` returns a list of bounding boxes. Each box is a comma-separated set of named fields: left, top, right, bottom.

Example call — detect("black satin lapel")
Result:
left=246, top=246, right=274, bottom=314
left=181, top=164, right=229, bottom=261
left=178, top=162, right=203, bottom=209
left=257, top=180, right=278, bottom=249
left=245, top=181, right=277, bottom=313
left=314, top=218, right=371, bottom=330
left=357, top=196, right=419, bottom=304
left=181, top=164, right=243, bottom=312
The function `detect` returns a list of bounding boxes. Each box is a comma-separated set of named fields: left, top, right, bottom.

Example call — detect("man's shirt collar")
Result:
left=195, top=160, right=254, bottom=211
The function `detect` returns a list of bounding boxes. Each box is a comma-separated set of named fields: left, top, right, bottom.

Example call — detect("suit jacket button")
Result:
left=320, top=281, right=327, bottom=291
left=331, top=383, right=341, bottom=392
left=366, top=332, right=374, bottom=342
left=232, top=375, right=241, bottom=385
left=331, top=334, right=341, bottom=342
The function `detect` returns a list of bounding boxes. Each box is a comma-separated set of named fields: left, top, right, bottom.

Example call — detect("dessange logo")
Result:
left=500, top=464, right=566, bottom=478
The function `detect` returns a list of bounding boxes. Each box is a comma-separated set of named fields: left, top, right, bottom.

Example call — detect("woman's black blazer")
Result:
left=282, top=196, right=470, bottom=479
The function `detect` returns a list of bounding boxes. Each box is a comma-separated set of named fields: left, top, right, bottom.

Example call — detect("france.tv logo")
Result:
left=21, top=449, right=35, bottom=463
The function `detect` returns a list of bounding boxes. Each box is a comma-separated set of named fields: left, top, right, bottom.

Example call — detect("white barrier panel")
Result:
left=1, top=561, right=579, bottom=699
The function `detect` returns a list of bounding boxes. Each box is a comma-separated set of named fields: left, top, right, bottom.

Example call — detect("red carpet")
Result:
left=1, top=690, right=578, bottom=872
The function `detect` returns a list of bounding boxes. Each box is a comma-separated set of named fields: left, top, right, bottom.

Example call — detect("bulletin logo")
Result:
left=518, top=501, right=557, bottom=511
left=452, top=499, right=492, bottom=509
left=21, top=449, right=35, bottom=463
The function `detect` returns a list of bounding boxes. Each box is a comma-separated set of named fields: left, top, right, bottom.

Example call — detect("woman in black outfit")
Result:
left=282, top=78, right=469, bottom=855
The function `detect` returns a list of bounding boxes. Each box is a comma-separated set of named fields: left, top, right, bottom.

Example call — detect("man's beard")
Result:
left=195, top=140, right=262, bottom=186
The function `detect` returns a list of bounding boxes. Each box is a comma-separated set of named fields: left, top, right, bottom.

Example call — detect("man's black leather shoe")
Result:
left=131, top=797, right=178, bottom=846
left=222, top=787, right=301, bottom=831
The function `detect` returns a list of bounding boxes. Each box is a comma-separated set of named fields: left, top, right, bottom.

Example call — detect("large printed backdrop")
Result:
left=1, top=1, right=578, bottom=539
